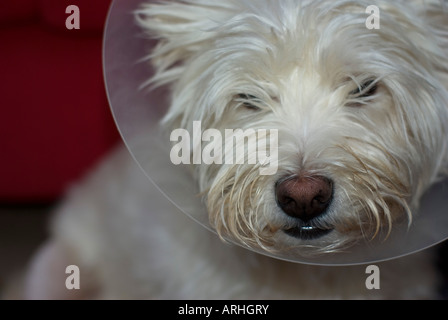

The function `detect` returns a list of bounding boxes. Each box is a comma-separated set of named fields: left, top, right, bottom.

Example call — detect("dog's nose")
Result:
left=275, top=176, right=333, bottom=222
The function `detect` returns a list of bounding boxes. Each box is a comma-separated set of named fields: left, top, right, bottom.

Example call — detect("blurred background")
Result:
left=0, top=0, right=119, bottom=295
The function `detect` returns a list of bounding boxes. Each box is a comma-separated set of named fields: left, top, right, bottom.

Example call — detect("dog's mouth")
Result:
left=284, top=225, right=333, bottom=240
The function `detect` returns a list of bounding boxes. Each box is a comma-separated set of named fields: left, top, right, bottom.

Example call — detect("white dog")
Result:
left=24, top=0, right=448, bottom=299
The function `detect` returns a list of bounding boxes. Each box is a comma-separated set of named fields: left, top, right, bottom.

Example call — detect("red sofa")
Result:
left=0, top=0, right=120, bottom=202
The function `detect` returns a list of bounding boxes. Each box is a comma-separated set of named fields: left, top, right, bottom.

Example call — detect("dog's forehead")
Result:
left=200, top=1, right=439, bottom=97
left=209, top=3, right=387, bottom=80
left=211, top=1, right=427, bottom=60
left=213, top=1, right=372, bottom=43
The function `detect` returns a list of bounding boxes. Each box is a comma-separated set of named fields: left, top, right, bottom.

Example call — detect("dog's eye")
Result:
left=349, top=79, right=378, bottom=98
left=237, top=94, right=261, bottom=111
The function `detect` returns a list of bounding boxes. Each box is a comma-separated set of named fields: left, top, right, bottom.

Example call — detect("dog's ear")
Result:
left=396, top=1, right=448, bottom=84
left=418, top=2, right=448, bottom=173
left=135, top=1, right=232, bottom=87
left=421, top=3, right=448, bottom=90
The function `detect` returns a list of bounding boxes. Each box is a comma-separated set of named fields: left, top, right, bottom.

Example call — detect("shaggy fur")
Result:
left=25, top=0, right=447, bottom=299
left=135, top=0, right=448, bottom=254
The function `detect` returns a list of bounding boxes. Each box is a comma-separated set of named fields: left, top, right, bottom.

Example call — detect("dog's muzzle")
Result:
left=275, top=175, right=334, bottom=240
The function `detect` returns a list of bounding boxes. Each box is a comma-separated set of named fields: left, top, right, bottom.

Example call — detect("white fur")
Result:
left=136, top=0, right=448, bottom=253
left=25, top=0, right=448, bottom=299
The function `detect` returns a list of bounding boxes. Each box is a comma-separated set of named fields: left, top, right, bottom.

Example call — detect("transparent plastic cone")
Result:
left=103, top=0, right=448, bottom=265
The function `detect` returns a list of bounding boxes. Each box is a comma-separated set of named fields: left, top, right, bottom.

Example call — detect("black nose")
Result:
left=275, top=176, right=333, bottom=222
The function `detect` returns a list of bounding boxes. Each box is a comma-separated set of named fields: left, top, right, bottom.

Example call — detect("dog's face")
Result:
left=137, top=0, right=448, bottom=254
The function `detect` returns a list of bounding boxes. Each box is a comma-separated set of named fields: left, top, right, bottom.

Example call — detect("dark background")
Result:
left=0, top=0, right=119, bottom=295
